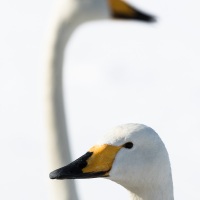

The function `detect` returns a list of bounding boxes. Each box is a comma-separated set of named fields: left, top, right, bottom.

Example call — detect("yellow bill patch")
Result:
left=82, top=144, right=122, bottom=174
left=108, top=0, right=137, bottom=17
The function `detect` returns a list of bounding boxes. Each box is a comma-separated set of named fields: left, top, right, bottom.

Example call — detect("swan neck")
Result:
left=44, top=2, right=80, bottom=200
left=128, top=180, right=174, bottom=200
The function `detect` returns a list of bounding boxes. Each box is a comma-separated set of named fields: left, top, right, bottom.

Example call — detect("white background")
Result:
left=0, top=0, right=200, bottom=199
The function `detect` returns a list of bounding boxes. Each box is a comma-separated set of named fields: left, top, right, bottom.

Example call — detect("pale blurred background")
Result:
left=0, top=0, right=200, bottom=200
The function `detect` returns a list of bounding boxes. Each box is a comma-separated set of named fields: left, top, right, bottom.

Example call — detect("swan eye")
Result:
left=123, top=142, right=133, bottom=149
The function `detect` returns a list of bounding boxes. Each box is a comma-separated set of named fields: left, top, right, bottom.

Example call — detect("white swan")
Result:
left=50, top=123, right=174, bottom=200
left=45, top=1, right=155, bottom=199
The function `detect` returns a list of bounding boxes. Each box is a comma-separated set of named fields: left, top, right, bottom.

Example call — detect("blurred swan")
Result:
left=50, top=123, right=174, bottom=200
left=44, top=1, right=155, bottom=199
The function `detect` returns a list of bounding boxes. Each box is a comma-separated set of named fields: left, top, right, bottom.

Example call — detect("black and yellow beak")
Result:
left=108, top=0, right=156, bottom=22
left=50, top=144, right=122, bottom=179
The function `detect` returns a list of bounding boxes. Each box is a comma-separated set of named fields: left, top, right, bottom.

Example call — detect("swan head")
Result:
left=77, top=0, right=155, bottom=22
left=50, top=124, right=173, bottom=199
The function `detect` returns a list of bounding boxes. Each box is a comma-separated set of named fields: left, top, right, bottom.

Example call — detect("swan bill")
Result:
left=108, top=0, right=156, bottom=22
left=49, top=144, right=122, bottom=179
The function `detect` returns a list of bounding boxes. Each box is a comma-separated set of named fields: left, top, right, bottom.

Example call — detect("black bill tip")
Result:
left=113, top=9, right=156, bottom=23
left=133, top=9, right=156, bottom=23
left=49, top=151, right=110, bottom=180
left=49, top=152, right=92, bottom=180
left=49, top=171, right=58, bottom=179
left=49, top=169, right=64, bottom=179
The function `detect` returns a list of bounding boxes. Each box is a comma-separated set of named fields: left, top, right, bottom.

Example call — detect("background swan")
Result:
left=44, top=0, right=154, bottom=199
left=1, top=0, right=200, bottom=199
left=50, top=123, right=174, bottom=200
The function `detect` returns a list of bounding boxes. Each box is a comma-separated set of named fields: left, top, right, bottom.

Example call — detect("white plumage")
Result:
left=101, top=124, right=174, bottom=200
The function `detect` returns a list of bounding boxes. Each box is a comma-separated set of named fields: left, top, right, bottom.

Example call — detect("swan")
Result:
left=50, top=123, right=174, bottom=200
left=45, top=0, right=155, bottom=199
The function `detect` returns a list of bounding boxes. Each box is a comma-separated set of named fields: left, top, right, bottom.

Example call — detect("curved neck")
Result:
left=44, top=2, right=81, bottom=200
left=45, top=0, right=81, bottom=166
